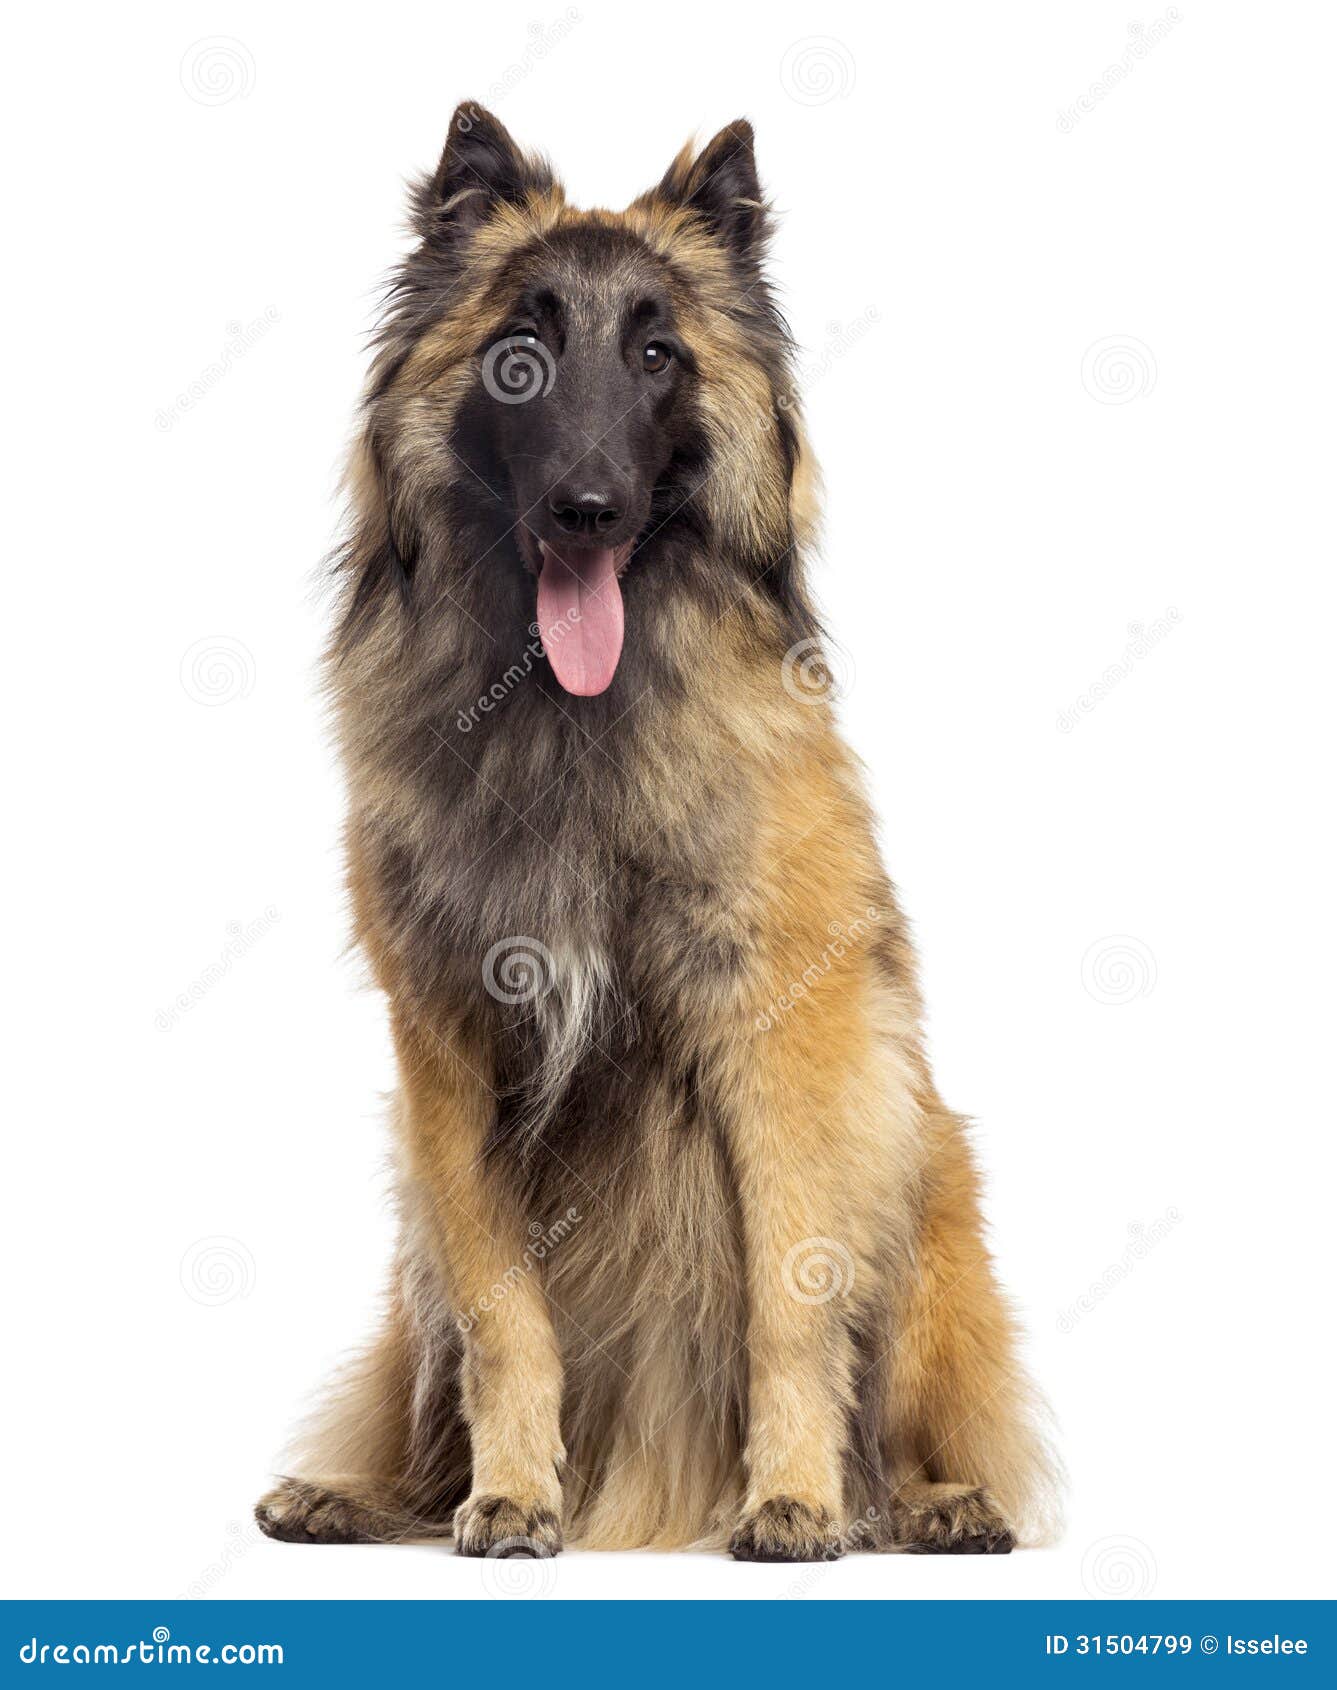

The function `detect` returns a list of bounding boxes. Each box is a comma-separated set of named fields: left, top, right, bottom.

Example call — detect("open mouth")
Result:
left=523, top=534, right=636, bottom=697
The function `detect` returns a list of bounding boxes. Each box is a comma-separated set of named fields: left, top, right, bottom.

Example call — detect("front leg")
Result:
left=726, top=1094, right=852, bottom=1560
left=396, top=1014, right=564, bottom=1557
left=724, top=1002, right=892, bottom=1562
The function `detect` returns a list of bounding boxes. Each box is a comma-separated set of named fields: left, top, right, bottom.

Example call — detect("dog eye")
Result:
left=642, top=342, right=673, bottom=373
left=505, top=327, right=540, bottom=344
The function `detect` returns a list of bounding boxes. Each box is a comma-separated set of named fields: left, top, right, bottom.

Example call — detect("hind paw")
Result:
left=729, top=1496, right=843, bottom=1563
left=887, top=1482, right=1014, bottom=1554
left=453, top=1493, right=563, bottom=1558
left=255, top=1478, right=385, bottom=1544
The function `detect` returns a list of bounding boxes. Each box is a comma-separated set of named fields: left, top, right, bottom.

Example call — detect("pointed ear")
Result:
left=427, top=102, right=554, bottom=240
left=657, top=119, right=767, bottom=264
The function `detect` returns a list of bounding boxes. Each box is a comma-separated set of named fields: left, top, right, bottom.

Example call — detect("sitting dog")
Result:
left=257, top=105, right=1057, bottom=1560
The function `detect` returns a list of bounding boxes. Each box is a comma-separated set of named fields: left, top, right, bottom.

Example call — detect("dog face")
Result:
left=352, top=106, right=812, bottom=699
left=479, top=228, right=691, bottom=559
left=461, top=221, right=697, bottom=694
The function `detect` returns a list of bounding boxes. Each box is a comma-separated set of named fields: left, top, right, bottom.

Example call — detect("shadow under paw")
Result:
left=454, top=1493, right=563, bottom=1559
left=255, top=1477, right=413, bottom=1545
left=888, top=1483, right=1015, bottom=1555
left=730, top=1496, right=843, bottom=1563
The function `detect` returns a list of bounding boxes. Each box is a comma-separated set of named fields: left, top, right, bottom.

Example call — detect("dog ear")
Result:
left=428, top=103, right=553, bottom=240
left=657, top=119, right=767, bottom=265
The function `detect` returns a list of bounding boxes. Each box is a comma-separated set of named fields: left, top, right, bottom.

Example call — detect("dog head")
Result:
left=347, top=104, right=815, bottom=700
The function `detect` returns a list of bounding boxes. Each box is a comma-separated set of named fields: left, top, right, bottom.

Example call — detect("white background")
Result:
left=4, top=0, right=1335, bottom=1604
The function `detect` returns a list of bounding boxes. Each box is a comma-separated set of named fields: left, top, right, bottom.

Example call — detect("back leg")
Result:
left=885, top=1481, right=1014, bottom=1555
left=883, top=1103, right=1060, bottom=1552
left=256, top=1253, right=471, bottom=1545
left=256, top=1476, right=441, bottom=1544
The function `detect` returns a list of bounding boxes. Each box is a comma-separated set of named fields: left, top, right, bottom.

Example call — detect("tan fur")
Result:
left=263, top=675, right=1058, bottom=1551
left=258, top=121, right=1060, bottom=1558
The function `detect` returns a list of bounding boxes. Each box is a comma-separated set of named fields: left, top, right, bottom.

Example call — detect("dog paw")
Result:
left=887, top=1482, right=1014, bottom=1554
left=729, top=1496, right=843, bottom=1563
left=453, top=1493, right=563, bottom=1558
left=255, top=1477, right=385, bottom=1544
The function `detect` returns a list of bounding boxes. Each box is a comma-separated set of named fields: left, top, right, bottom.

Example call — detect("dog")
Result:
left=256, top=104, right=1058, bottom=1560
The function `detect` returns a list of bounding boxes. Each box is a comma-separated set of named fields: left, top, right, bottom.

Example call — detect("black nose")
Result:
left=548, top=485, right=623, bottom=538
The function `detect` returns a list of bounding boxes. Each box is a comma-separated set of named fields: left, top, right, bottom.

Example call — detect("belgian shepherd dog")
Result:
left=256, top=105, right=1057, bottom=1560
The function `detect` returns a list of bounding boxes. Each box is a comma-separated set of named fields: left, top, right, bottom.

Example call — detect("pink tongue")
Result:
left=536, top=543, right=626, bottom=697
